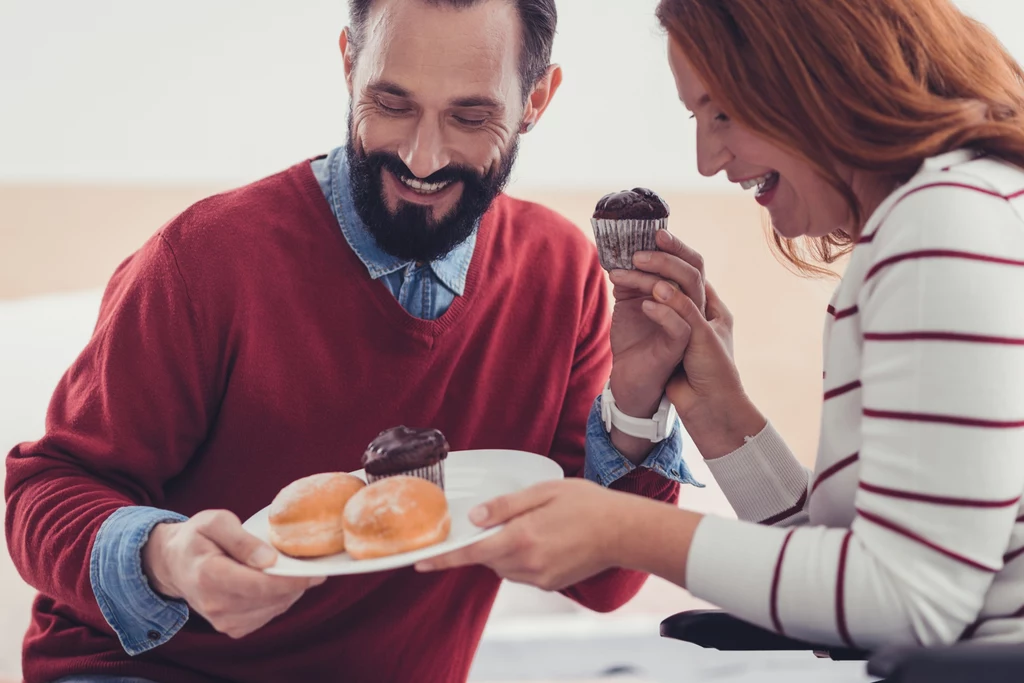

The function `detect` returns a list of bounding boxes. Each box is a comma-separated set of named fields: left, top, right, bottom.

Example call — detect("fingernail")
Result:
left=469, top=505, right=489, bottom=525
left=634, top=252, right=651, bottom=265
left=249, top=546, right=277, bottom=568
left=655, top=282, right=674, bottom=300
left=608, top=269, right=625, bottom=281
left=657, top=229, right=672, bottom=241
left=642, top=300, right=657, bottom=312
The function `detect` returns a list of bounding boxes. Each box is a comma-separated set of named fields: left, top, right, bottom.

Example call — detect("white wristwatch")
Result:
left=600, top=380, right=677, bottom=443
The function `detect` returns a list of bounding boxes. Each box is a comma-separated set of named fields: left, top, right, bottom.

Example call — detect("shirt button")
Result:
left=147, top=630, right=162, bottom=641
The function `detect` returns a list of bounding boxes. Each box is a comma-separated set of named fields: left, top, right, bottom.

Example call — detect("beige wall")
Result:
left=0, top=184, right=837, bottom=465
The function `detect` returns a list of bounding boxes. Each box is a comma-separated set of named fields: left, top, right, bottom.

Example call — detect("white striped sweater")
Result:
left=685, top=149, right=1024, bottom=650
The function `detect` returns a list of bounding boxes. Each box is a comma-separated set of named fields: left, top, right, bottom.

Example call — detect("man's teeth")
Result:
left=399, top=176, right=452, bottom=195
left=739, top=173, right=775, bottom=191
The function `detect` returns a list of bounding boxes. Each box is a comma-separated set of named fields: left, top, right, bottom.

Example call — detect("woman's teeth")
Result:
left=399, top=176, right=452, bottom=195
left=741, top=172, right=778, bottom=196
left=739, top=172, right=779, bottom=193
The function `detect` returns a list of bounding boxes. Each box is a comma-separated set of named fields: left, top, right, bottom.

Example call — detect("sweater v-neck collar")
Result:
left=289, top=158, right=487, bottom=342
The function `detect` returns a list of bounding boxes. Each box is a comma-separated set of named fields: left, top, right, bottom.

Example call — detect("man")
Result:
left=5, top=1, right=696, bottom=681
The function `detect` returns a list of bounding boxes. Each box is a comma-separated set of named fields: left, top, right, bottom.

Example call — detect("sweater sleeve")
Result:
left=685, top=182, right=1024, bottom=649
left=5, top=232, right=216, bottom=631
left=552, top=255, right=682, bottom=612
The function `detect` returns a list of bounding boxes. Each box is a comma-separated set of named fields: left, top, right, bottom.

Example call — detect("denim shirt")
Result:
left=86, top=146, right=697, bottom=660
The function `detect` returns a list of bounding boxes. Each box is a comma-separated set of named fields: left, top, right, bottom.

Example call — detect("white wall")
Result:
left=1, top=0, right=1022, bottom=191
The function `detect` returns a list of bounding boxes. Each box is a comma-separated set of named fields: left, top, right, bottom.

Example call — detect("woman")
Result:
left=418, top=0, right=1024, bottom=649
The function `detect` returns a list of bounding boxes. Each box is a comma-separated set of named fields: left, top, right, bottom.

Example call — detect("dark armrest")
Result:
left=869, top=643, right=1024, bottom=683
left=660, top=610, right=868, bottom=661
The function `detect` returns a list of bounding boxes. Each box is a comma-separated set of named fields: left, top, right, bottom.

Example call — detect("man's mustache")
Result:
left=367, top=151, right=488, bottom=188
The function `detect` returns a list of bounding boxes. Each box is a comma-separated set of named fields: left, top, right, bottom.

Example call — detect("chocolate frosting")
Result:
left=361, top=426, right=450, bottom=476
left=593, top=187, right=670, bottom=220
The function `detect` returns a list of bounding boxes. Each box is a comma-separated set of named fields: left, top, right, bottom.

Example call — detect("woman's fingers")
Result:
left=609, top=269, right=663, bottom=297
left=654, top=229, right=705, bottom=279
left=641, top=300, right=693, bottom=343
left=651, top=279, right=711, bottom=334
left=605, top=231, right=706, bottom=315
left=471, top=484, right=557, bottom=528
left=415, top=531, right=514, bottom=572
left=610, top=268, right=690, bottom=307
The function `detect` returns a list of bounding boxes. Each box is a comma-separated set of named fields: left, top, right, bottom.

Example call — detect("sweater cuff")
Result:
left=703, top=421, right=810, bottom=523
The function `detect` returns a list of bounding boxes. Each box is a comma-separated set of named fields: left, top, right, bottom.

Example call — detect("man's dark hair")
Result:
left=347, top=0, right=556, bottom=96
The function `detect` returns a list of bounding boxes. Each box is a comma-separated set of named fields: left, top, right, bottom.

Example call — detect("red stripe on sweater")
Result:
left=961, top=619, right=983, bottom=640
left=760, top=489, right=809, bottom=526
left=1017, top=514, right=1024, bottom=523
left=770, top=530, right=797, bottom=635
left=865, top=249, right=1024, bottom=283
left=1003, top=546, right=1024, bottom=564
left=810, top=453, right=859, bottom=497
left=827, top=305, right=859, bottom=321
left=865, top=331, right=1024, bottom=346
left=859, top=182, right=1017, bottom=244
left=859, top=483, right=1021, bottom=508
left=864, top=408, right=1024, bottom=429
left=856, top=508, right=999, bottom=573
left=824, top=380, right=862, bottom=401
left=836, top=532, right=856, bottom=649
left=962, top=601, right=1024, bottom=640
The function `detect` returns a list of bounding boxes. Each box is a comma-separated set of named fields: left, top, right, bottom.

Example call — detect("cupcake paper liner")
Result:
left=365, top=461, right=445, bottom=490
left=591, top=217, right=667, bottom=271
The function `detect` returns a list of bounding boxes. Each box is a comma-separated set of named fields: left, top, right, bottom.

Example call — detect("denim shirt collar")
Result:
left=327, top=147, right=476, bottom=296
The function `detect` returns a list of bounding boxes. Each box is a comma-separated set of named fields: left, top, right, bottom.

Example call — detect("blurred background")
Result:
left=1, top=0, right=1021, bottom=681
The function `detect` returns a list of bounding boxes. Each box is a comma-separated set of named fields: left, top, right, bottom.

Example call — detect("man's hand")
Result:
left=142, top=510, right=324, bottom=639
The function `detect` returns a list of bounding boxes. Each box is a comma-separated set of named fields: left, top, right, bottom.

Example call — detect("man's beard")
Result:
left=346, top=121, right=519, bottom=263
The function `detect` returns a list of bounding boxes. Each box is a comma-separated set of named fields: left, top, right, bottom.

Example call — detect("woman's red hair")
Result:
left=657, top=0, right=1024, bottom=275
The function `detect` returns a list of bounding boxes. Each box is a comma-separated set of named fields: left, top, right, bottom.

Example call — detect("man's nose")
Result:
left=399, top=118, right=452, bottom=179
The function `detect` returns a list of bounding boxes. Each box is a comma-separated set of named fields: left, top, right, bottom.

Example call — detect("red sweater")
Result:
left=5, top=161, right=679, bottom=683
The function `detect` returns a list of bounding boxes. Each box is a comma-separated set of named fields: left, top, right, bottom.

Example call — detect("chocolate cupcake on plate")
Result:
left=591, top=187, right=670, bottom=271
left=361, top=426, right=449, bottom=490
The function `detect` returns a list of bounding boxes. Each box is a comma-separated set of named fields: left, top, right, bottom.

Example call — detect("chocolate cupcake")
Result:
left=591, top=188, right=670, bottom=271
left=361, top=426, right=449, bottom=490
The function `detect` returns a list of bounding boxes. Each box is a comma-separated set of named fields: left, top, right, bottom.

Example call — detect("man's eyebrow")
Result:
left=367, top=80, right=411, bottom=97
left=450, top=95, right=504, bottom=110
left=366, top=82, right=504, bottom=111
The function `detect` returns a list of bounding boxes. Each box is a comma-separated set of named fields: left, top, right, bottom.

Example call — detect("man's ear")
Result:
left=519, top=64, right=563, bottom=133
left=340, top=28, right=355, bottom=95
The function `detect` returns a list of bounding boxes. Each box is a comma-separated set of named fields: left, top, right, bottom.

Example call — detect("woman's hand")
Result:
left=415, top=479, right=702, bottom=591
left=613, top=235, right=766, bottom=459
left=415, top=480, right=636, bottom=591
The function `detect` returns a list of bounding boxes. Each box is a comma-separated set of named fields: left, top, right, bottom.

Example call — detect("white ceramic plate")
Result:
left=242, top=449, right=564, bottom=576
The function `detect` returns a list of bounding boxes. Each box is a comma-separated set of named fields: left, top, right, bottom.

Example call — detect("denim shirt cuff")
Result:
left=583, top=395, right=702, bottom=488
left=90, top=506, right=191, bottom=655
